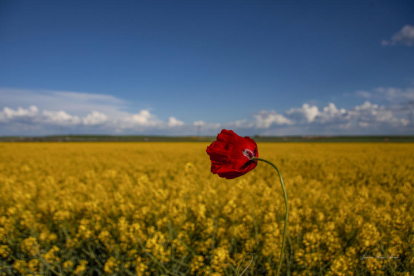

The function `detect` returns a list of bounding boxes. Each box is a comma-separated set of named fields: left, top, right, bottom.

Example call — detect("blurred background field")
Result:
left=0, top=142, right=413, bottom=275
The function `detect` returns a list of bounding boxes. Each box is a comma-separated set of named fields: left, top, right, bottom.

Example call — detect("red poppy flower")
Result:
left=206, top=129, right=259, bottom=179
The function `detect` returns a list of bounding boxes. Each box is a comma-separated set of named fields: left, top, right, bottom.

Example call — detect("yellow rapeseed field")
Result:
left=0, top=142, right=413, bottom=276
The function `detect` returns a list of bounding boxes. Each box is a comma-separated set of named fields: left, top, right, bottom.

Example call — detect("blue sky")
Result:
left=1, top=0, right=414, bottom=136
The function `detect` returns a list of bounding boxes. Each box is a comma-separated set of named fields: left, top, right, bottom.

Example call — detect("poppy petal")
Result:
left=206, top=129, right=259, bottom=179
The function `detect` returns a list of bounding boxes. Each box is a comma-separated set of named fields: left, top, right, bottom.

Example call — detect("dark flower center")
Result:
left=242, top=149, right=254, bottom=160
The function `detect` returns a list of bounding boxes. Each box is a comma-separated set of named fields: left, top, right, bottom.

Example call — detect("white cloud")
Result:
left=1, top=87, right=413, bottom=136
left=0, top=106, right=81, bottom=126
left=42, top=110, right=81, bottom=125
left=82, top=111, right=108, bottom=126
left=0, top=88, right=129, bottom=119
left=286, top=104, right=320, bottom=123
left=248, top=101, right=411, bottom=133
left=168, top=117, right=184, bottom=127
left=193, top=121, right=205, bottom=127
left=375, top=87, right=414, bottom=101
left=1, top=105, right=39, bottom=120
left=253, top=110, right=293, bottom=127
left=355, top=87, right=414, bottom=103
left=401, top=118, right=410, bottom=126
left=120, top=110, right=164, bottom=129
left=0, top=104, right=185, bottom=135
left=381, top=40, right=390, bottom=46
left=316, top=103, right=348, bottom=123
left=382, top=25, right=414, bottom=46
left=128, top=110, right=151, bottom=125
left=192, top=120, right=221, bottom=131
left=354, top=101, right=376, bottom=111
left=53, top=91, right=125, bottom=105
left=348, top=101, right=408, bottom=128
left=356, top=90, right=372, bottom=98
left=225, top=119, right=254, bottom=129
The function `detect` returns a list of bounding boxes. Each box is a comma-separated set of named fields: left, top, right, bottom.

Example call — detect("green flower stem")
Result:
left=252, top=157, right=288, bottom=276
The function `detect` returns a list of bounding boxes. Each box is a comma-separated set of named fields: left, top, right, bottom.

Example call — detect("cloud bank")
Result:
left=0, top=87, right=413, bottom=136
